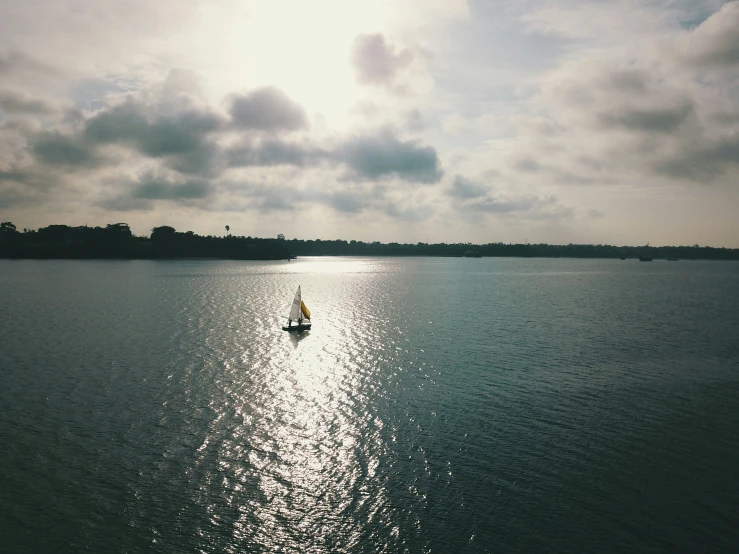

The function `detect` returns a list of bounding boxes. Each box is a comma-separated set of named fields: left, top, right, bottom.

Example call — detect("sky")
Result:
left=1, top=0, right=738, bottom=246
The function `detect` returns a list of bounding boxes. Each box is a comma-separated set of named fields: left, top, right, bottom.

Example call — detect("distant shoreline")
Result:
left=2, top=222, right=738, bottom=261
left=3, top=254, right=738, bottom=262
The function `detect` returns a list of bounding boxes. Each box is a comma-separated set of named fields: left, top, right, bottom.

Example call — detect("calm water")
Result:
left=1, top=257, right=738, bottom=553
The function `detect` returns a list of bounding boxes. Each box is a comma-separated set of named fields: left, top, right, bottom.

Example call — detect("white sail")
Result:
left=288, top=286, right=302, bottom=321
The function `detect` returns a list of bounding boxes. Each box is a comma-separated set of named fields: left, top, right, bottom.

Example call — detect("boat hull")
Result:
left=282, top=324, right=311, bottom=332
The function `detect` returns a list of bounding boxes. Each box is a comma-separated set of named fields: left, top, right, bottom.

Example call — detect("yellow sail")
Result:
left=301, top=301, right=311, bottom=319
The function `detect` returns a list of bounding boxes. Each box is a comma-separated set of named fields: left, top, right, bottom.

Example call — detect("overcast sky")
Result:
left=1, top=0, right=738, bottom=245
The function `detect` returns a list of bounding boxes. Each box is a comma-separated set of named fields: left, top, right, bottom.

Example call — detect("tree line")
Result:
left=1, top=221, right=738, bottom=260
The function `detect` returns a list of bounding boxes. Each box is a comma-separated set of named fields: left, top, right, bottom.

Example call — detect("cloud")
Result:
left=384, top=200, right=434, bottom=221
left=0, top=181, right=39, bottom=208
left=336, top=129, right=443, bottom=183
left=325, top=191, right=364, bottom=213
left=0, top=50, right=55, bottom=77
left=81, top=99, right=225, bottom=176
left=461, top=195, right=548, bottom=214
left=133, top=177, right=212, bottom=200
left=512, top=43, right=739, bottom=187
left=100, top=171, right=214, bottom=211
left=513, top=157, right=541, bottom=173
left=226, top=139, right=326, bottom=168
left=99, top=195, right=152, bottom=212
left=461, top=193, right=576, bottom=221
left=30, top=131, right=100, bottom=168
left=228, top=87, right=308, bottom=131
left=17, top=74, right=445, bottom=201
left=218, top=175, right=436, bottom=220
left=676, top=1, right=739, bottom=68
left=404, top=109, right=425, bottom=132
left=597, top=101, right=694, bottom=134
left=351, top=33, right=413, bottom=85
left=654, top=133, right=739, bottom=180
left=0, top=90, right=57, bottom=115
left=85, top=101, right=223, bottom=156
left=447, top=173, right=577, bottom=221
left=447, top=175, right=489, bottom=198
left=544, top=62, right=696, bottom=134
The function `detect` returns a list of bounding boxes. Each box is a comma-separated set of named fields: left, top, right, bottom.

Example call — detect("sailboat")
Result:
left=282, top=285, right=312, bottom=331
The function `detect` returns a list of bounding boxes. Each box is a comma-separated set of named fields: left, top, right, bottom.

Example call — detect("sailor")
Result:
left=288, top=319, right=292, bottom=328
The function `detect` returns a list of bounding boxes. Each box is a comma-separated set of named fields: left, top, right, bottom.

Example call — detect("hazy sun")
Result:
left=236, top=0, right=385, bottom=121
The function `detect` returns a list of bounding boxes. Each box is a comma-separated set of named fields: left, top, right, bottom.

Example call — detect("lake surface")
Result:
left=1, top=257, right=738, bottom=553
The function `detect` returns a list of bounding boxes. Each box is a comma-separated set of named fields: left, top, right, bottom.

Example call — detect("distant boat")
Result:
left=620, top=256, right=626, bottom=260
left=667, top=257, right=679, bottom=261
left=464, top=250, right=482, bottom=258
left=282, top=286, right=311, bottom=331
left=639, top=255, right=653, bottom=262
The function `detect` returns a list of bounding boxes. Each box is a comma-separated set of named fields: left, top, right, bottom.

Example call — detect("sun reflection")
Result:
left=186, top=256, right=411, bottom=550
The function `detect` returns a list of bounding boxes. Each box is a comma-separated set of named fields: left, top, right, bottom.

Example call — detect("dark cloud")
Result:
left=141, top=111, right=223, bottom=157
left=597, top=101, right=694, bottom=133
left=82, top=100, right=224, bottom=176
left=336, top=129, right=443, bottom=183
left=0, top=168, right=30, bottom=184
left=30, top=131, right=99, bottom=168
left=447, top=175, right=489, bottom=198
left=225, top=128, right=444, bottom=183
left=25, top=92, right=444, bottom=187
left=226, top=139, right=326, bottom=168
left=654, top=133, right=739, bottom=180
left=83, top=102, right=149, bottom=143
left=229, top=87, right=308, bottom=131
left=351, top=33, right=413, bottom=85
left=228, top=130, right=444, bottom=185
left=84, top=102, right=223, bottom=156
left=0, top=90, right=56, bottom=115
left=12, top=75, right=448, bottom=219
left=325, top=191, right=364, bottom=213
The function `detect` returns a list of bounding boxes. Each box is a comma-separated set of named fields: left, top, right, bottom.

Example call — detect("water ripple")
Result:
left=1, top=258, right=738, bottom=552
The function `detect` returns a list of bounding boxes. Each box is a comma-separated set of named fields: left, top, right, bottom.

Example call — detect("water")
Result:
left=1, top=257, right=737, bottom=553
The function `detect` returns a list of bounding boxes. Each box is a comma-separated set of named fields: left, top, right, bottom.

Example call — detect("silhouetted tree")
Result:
left=0, top=222, right=17, bottom=234
left=225, top=225, right=230, bottom=237
left=151, top=226, right=176, bottom=241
